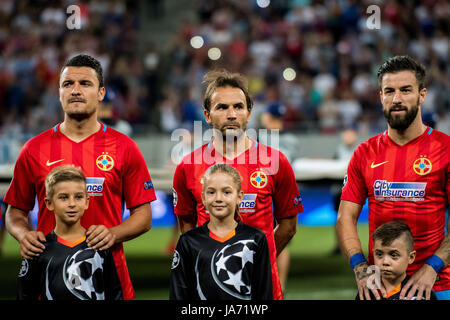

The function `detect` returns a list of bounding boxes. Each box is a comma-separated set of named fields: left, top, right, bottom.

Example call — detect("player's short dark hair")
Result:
left=372, top=220, right=414, bottom=253
left=203, top=69, right=253, bottom=113
left=377, top=55, right=426, bottom=91
left=45, top=165, right=86, bottom=199
left=61, top=54, right=104, bottom=88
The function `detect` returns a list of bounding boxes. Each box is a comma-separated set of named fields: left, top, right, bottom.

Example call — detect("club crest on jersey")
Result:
left=96, top=153, right=114, bottom=171
left=250, top=170, right=268, bottom=189
left=373, top=180, right=426, bottom=202
left=413, top=157, right=432, bottom=175
left=86, top=177, right=105, bottom=196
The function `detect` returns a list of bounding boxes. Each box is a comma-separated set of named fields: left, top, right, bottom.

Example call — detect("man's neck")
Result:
left=388, top=120, right=427, bottom=146
left=60, top=115, right=101, bottom=143
left=212, top=134, right=252, bottom=160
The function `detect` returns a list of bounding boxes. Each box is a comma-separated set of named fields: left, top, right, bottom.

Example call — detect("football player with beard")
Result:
left=337, top=55, right=450, bottom=300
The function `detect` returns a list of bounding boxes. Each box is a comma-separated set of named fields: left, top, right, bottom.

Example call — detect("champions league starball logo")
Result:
left=207, top=240, right=257, bottom=300
left=62, top=248, right=105, bottom=300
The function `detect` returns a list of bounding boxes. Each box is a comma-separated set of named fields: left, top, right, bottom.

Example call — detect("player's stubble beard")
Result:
left=64, top=97, right=97, bottom=122
left=210, top=120, right=248, bottom=156
left=219, top=121, right=246, bottom=143
left=383, top=97, right=420, bottom=131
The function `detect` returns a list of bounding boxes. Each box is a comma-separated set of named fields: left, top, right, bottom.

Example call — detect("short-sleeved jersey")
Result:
left=170, top=221, right=273, bottom=300
left=172, top=139, right=303, bottom=299
left=17, top=231, right=123, bottom=300
left=4, top=122, right=157, bottom=299
left=341, top=127, right=450, bottom=291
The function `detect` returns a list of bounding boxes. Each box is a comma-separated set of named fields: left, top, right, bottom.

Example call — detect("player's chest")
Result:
left=190, top=164, right=274, bottom=203
left=38, top=243, right=81, bottom=276
left=190, top=233, right=258, bottom=273
left=34, top=142, right=124, bottom=194
left=39, top=243, right=106, bottom=299
left=363, top=145, right=446, bottom=199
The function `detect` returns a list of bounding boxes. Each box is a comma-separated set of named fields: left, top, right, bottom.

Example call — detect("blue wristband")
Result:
left=425, top=255, right=445, bottom=274
left=350, top=253, right=367, bottom=269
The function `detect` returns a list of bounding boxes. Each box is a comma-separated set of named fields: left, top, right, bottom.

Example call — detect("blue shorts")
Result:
left=435, top=289, right=450, bottom=300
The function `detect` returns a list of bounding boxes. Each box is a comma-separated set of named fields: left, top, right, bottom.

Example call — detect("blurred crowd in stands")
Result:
left=0, top=0, right=449, bottom=164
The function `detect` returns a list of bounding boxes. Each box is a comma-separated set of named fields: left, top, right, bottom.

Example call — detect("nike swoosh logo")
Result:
left=371, top=161, right=389, bottom=168
left=46, top=159, right=64, bottom=166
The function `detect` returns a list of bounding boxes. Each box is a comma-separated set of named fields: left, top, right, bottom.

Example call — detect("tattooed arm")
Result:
left=336, top=200, right=386, bottom=300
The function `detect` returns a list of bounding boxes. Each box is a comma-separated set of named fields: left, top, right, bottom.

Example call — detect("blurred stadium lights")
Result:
left=256, top=0, right=271, bottom=9
left=208, top=47, right=221, bottom=60
left=190, top=35, right=204, bottom=49
left=283, top=67, right=296, bottom=81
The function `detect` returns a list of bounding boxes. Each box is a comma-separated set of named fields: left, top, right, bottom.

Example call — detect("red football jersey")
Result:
left=4, top=122, right=157, bottom=299
left=341, top=127, right=450, bottom=291
left=173, top=139, right=304, bottom=299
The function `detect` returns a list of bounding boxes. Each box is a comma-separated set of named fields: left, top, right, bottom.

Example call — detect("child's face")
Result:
left=202, top=172, right=243, bottom=221
left=373, top=236, right=416, bottom=282
left=45, top=180, right=89, bottom=226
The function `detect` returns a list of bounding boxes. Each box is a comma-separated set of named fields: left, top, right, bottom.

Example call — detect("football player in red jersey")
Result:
left=337, top=56, right=450, bottom=300
left=4, top=54, right=157, bottom=299
left=172, top=69, right=303, bottom=300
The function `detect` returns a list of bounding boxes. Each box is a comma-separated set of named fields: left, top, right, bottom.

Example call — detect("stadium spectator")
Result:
left=317, top=90, right=341, bottom=134
left=1, top=1, right=448, bottom=140
left=98, top=87, right=133, bottom=136
left=331, top=126, right=359, bottom=255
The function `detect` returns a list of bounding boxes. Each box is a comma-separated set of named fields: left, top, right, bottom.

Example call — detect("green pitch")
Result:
left=0, top=224, right=369, bottom=300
